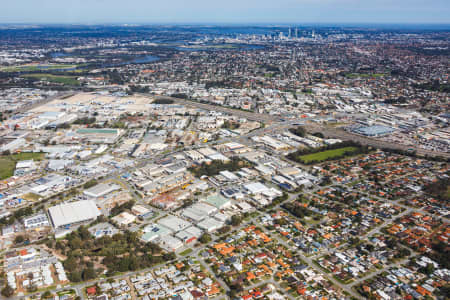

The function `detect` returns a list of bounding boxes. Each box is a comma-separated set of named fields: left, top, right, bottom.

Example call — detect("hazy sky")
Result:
left=1, top=0, right=449, bottom=24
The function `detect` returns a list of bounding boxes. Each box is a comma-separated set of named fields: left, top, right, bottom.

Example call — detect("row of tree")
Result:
left=188, top=156, right=252, bottom=177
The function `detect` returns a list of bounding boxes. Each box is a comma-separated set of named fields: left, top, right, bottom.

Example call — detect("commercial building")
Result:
left=83, top=183, right=120, bottom=199
left=175, top=226, right=203, bottom=244
left=141, top=224, right=172, bottom=243
left=75, top=128, right=122, bottom=144
left=48, top=200, right=101, bottom=230
left=244, top=182, right=270, bottom=194
left=159, top=235, right=184, bottom=252
left=204, top=194, right=231, bottom=210
left=182, top=202, right=218, bottom=222
left=23, top=213, right=49, bottom=229
left=157, top=215, right=191, bottom=233
left=111, top=212, right=136, bottom=226
left=352, top=125, right=395, bottom=137
left=197, top=217, right=224, bottom=233
left=131, top=204, right=151, bottom=217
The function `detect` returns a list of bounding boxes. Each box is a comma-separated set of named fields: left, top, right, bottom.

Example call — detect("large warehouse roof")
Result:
left=83, top=183, right=120, bottom=198
left=48, top=200, right=101, bottom=228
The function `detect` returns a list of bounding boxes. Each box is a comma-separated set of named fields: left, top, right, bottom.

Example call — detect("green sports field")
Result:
left=21, top=73, right=80, bottom=85
left=299, top=146, right=359, bottom=163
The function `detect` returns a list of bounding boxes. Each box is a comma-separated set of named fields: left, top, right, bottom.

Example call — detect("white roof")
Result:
left=219, top=170, right=239, bottom=181
left=244, top=182, right=270, bottom=194
left=159, top=235, right=183, bottom=251
left=208, top=153, right=229, bottom=161
left=157, top=215, right=191, bottom=232
left=83, top=183, right=120, bottom=198
left=213, top=212, right=230, bottom=222
left=197, top=217, right=223, bottom=232
left=182, top=208, right=206, bottom=222
left=16, top=160, right=35, bottom=169
left=48, top=200, right=101, bottom=228
left=175, top=226, right=203, bottom=241
left=197, top=147, right=217, bottom=156
left=190, top=202, right=217, bottom=215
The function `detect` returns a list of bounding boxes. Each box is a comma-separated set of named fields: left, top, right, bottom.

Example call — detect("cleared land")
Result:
left=299, top=146, right=359, bottom=163
left=0, top=152, right=45, bottom=180
left=21, top=74, right=80, bottom=85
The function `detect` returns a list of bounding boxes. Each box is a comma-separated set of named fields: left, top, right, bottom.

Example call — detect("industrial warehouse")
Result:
left=47, top=200, right=102, bottom=232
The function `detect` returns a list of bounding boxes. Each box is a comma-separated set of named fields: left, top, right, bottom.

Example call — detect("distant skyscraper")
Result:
left=288, top=27, right=292, bottom=39
left=295, top=28, right=298, bottom=38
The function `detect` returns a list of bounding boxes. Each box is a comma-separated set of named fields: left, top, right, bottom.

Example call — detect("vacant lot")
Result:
left=0, top=152, right=45, bottom=180
left=299, top=147, right=359, bottom=163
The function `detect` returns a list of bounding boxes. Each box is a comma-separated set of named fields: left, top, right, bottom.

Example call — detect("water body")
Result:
left=102, top=55, right=160, bottom=68
left=129, top=55, right=160, bottom=64
left=50, top=52, right=70, bottom=58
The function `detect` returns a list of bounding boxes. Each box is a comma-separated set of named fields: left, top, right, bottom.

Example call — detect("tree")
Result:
left=14, top=235, right=25, bottom=245
left=312, top=132, right=324, bottom=138
left=228, top=283, right=243, bottom=298
left=199, top=233, right=212, bottom=244
left=1, top=285, right=14, bottom=297
left=41, top=291, right=53, bottom=299
left=163, top=252, right=176, bottom=261
left=230, top=215, right=243, bottom=226
left=289, top=126, right=306, bottom=137
left=420, top=263, right=435, bottom=275
left=68, top=237, right=82, bottom=250
left=82, top=268, right=96, bottom=280
left=68, top=271, right=82, bottom=282
left=83, top=179, right=98, bottom=189
left=64, top=257, right=78, bottom=272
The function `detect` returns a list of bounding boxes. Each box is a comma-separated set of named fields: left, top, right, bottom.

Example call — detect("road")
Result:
left=348, top=256, right=411, bottom=288
left=271, top=233, right=364, bottom=300
left=153, top=95, right=450, bottom=159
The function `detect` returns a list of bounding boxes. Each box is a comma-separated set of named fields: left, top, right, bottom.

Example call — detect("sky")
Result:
left=1, top=0, right=449, bottom=24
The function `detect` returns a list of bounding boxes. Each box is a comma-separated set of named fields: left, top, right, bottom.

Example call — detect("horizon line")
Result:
left=0, top=22, right=450, bottom=27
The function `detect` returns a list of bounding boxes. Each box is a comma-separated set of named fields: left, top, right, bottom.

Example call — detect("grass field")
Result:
left=0, top=152, right=45, bottom=180
left=1, top=64, right=78, bottom=72
left=299, top=147, right=359, bottom=163
left=21, top=74, right=80, bottom=85
left=179, top=248, right=193, bottom=256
